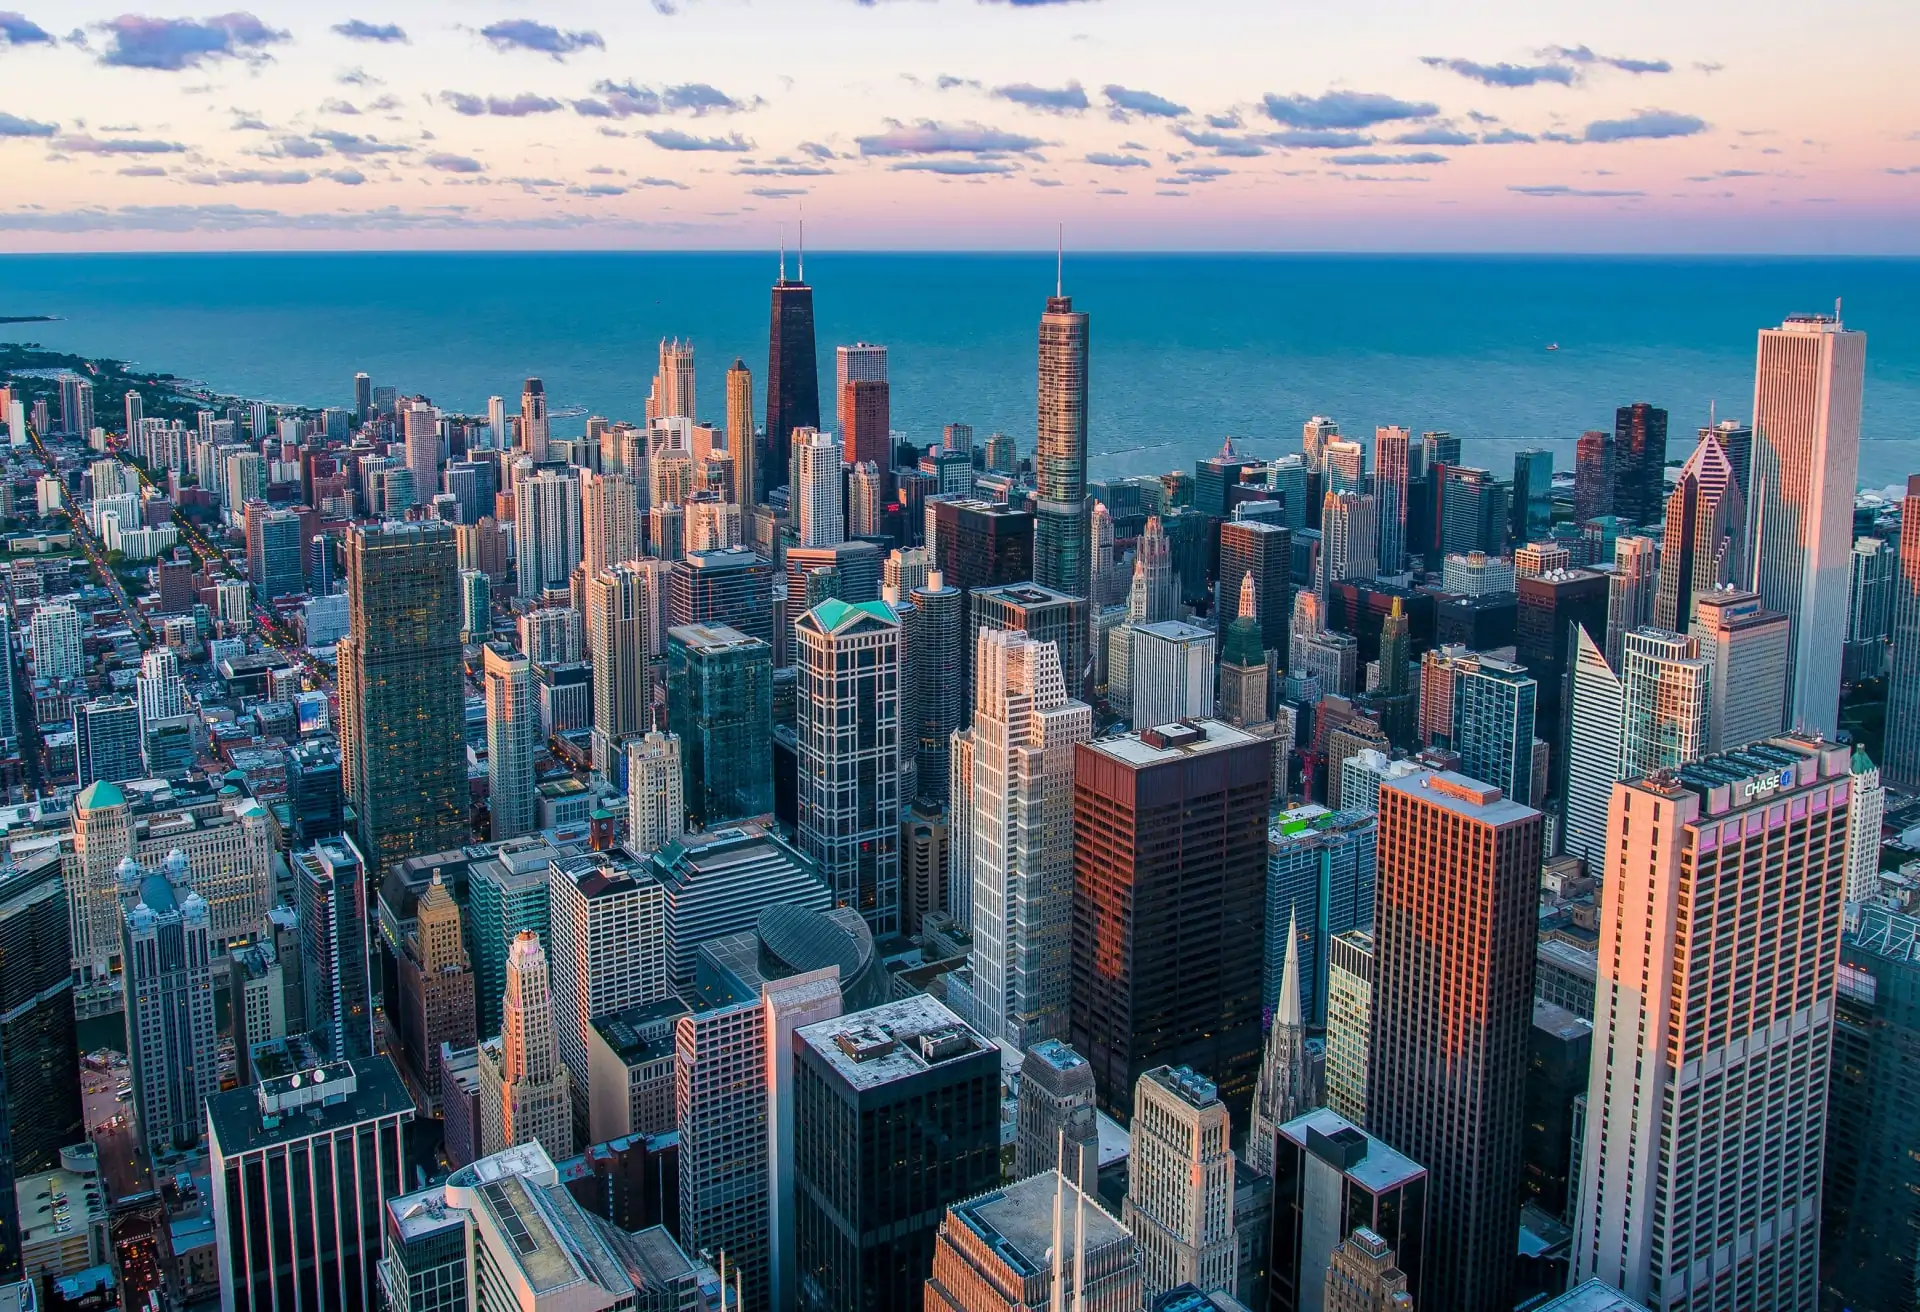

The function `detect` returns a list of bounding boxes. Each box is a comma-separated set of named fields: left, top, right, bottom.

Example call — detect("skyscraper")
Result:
left=841, top=379, right=890, bottom=476
left=1014, top=1039, right=1100, bottom=1192
left=120, top=852, right=219, bottom=1160
left=1883, top=476, right=1920, bottom=787
left=1574, top=430, right=1613, bottom=524
left=1574, top=737, right=1852, bottom=1311
left=1323, top=930, right=1373, bottom=1124
left=513, top=464, right=583, bottom=599
left=1071, top=721, right=1269, bottom=1117
left=1605, top=535, right=1658, bottom=670
left=1691, top=588, right=1790, bottom=754
left=468, top=844, right=553, bottom=1041
left=1218, top=518, right=1292, bottom=658
left=483, top=642, right=537, bottom=841
left=1319, top=491, right=1379, bottom=597
left=766, top=250, right=819, bottom=491
left=1843, top=743, right=1883, bottom=905
left=74, top=696, right=143, bottom=788
left=402, top=400, right=440, bottom=509
left=908, top=571, right=965, bottom=805
left=1131, top=620, right=1215, bottom=728
left=726, top=357, right=757, bottom=505
left=1218, top=574, right=1270, bottom=730
left=397, top=873, right=474, bottom=1106
left=1124, top=1065, right=1238, bottom=1306
left=624, top=730, right=685, bottom=857
left=1370, top=770, right=1542, bottom=1312
left=650, top=337, right=695, bottom=420
left=1248, top=914, right=1311, bottom=1176
left=926, top=1169, right=1142, bottom=1312
left=1619, top=627, right=1709, bottom=777
left=585, top=562, right=658, bottom=777
left=956, top=629, right=1092, bottom=1047
left=1653, top=431, right=1744, bottom=633
left=521, top=377, right=549, bottom=463
left=1450, top=655, right=1537, bottom=804
left=666, top=622, right=774, bottom=826
left=1844, top=534, right=1895, bottom=683
left=1563, top=628, right=1627, bottom=870
left=1265, top=807, right=1377, bottom=1027
left=1512, top=447, right=1554, bottom=543
left=794, top=428, right=846, bottom=547
left=1749, top=312, right=1866, bottom=736
left=1322, top=1229, right=1415, bottom=1312
left=1373, top=427, right=1411, bottom=574
left=1034, top=283, right=1091, bottom=599
left=795, top=598, right=902, bottom=935
left=580, top=469, right=641, bottom=581
left=477, top=931, right=574, bottom=1162
left=1269, top=1109, right=1428, bottom=1312
left=0, top=854, right=83, bottom=1239
left=1611, top=403, right=1668, bottom=528
left=296, top=836, right=374, bottom=1062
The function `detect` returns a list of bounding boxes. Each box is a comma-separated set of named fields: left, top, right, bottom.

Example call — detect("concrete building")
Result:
left=396, top=873, right=475, bottom=1107
left=477, top=931, right=574, bottom=1163
left=1014, top=1038, right=1100, bottom=1195
left=1124, top=1065, right=1238, bottom=1306
left=585, top=998, right=689, bottom=1144
left=925, top=1170, right=1143, bottom=1312
left=1321, top=1229, right=1413, bottom=1312
left=1691, top=588, right=1790, bottom=755
left=120, top=851, right=219, bottom=1160
left=643, top=822, right=829, bottom=990
left=1130, top=620, right=1215, bottom=730
left=484, top=642, right=539, bottom=841
left=625, top=731, right=686, bottom=857
left=1322, top=931, right=1373, bottom=1125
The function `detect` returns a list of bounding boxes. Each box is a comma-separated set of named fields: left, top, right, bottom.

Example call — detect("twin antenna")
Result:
left=777, top=208, right=805, bottom=284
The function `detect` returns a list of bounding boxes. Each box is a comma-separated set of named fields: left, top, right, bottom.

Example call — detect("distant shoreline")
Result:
left=0, top=316, right=57, bottom=325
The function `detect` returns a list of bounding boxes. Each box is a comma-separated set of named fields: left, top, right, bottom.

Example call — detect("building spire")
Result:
left=1056, top=223, right=1064, bottom=298
left=1238, top=570, right=1257, bottom=622
left=1277, top=907, right=1302, bottom=1028
left=798, top=204, right=805, bottom=283
left=779, top=222, right=787, bottom=283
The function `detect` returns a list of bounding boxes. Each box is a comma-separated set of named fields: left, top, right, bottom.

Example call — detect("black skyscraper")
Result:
left=1611, top=402, right=1668, bottom=528
left=766, top=254, right=820, bottom=492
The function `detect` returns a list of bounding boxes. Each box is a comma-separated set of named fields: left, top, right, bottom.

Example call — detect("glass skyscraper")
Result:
left=1033, top=289, right=1090, bottom=600
left=666, top=622, right=774, bottom=828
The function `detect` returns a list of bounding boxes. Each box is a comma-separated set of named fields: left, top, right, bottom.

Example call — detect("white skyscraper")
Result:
left=794, top=428, right=845, bottom=547
left=580, top=470, right=642, bottom=580
left=958, top=630, right=1092, bottom=1047
left=1130, top=620, right=1215, bottom=729
left=1749, top=312, right=1866, bottom=736
left=586, top=562, right=659, bottom=778
left=834, top=342, right=888, bottom=431
left=1844, top=744, right=1884, bottom=904
left=402, top=400, right=439, bottom=503
left=512, top=464, right=583, bottom=599
left=484, top=643, right=537, bottom=842
left=1573, top=736, right=1851, bottom=1311
left=121, top=853, right=219, bottom=1160
left=1124, top=1065, right=1239, bottom=1306
left=1563, top=629, right=1626, bottom=871
left=650, top=338, right=696, bottom=421
left=1319, top=490, right=1379, bottom=596
left=1691, top=588, right=1790, bottom=753
left=487, top=394, right=507, bottom=448
left=135, top=645, right=189, bottom=724
left=626, top=730, right=685, bottom=856
left=476, top=930, right=574, bottom=1163
left=30, top=601, right=84, bottom=681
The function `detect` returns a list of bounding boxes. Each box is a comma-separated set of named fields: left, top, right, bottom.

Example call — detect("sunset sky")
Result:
left=0, top=0, right=1915, bottom=251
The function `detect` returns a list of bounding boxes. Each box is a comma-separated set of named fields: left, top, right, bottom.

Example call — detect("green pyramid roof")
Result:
left=76, top=779, right=126, bottom=810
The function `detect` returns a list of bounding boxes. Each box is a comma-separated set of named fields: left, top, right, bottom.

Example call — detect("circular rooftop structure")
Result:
left=755, top=904, right=884, bottom=1011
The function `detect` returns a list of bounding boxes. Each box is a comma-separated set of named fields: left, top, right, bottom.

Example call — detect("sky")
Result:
left=0, top=0, right=1916, bottom=252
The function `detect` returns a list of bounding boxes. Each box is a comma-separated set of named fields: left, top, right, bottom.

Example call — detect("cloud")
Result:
left=335, top=67, right=378, bottom=86
left=572, top=80, right=755, bottom=119
left=1393, top=126, right=1474, bottom=146
left=1509, top=183, right=1646, bottom=197
left=798, top=141, right=836, bottom=159
left=1205, top=112, right=1240, bottom=129
left=479, top=20, right=603, bottom=58
left=441, top=91, right=563, bottom=117
left=230, top=112, right=269, bottom=129
left=1329, top=151, right=1447, bottom=165
left=976, top=0, right=1095, bottom=5
left=425, top=151, right=484, bottom=172
left=934, top=74, right=979, bottom=91
left=1693, top=61, right=1724, bottom=75
left=1479, top=128, right=1535, bottom=144
left=328, top=167, right=365, bottom=184
left=330, top=18, right=404, bottom=42
left=1103, top=84, right=1188, bottom=118
left=1583, top=109, right=1706, bottom=142
left=570, top=182, right=626, bottom=196
left=0, top=202, right=648, bottom=233
left=265, top=135, right=324, bottom=158
left=117, top=164, right=168, bottom=175
left=1262, top=90, right=1437, bottom=130
left=319, top=98, right=359, bottom=115
left=662, top=83, right=753, bottom=114
left=311, top=128, right=408, bottom=156
left=994, top=81, right=1088, bottom=113
left=888, top=158, right=1016, bottom=174
left=1259, top=128, right=1372, bottom=148
left=0, top=11, right=54, bottom=45
left=1336, top=173, right=1429, bottom=183
left=52, top=132, right=186, bottom=153
left=856, top=120, right=1045, bottom=156
left=1420, top=57, right=1574, bottom=88
left=735, top=162, right=834, bottom=176
left=95, top=12, right=290, bottom=70
left=1546, top=45, right=1672, bottom=75
left=1173, top=126, right=1266, bottom=156
left=188, top=166, right=311, bottom=184
left=749, top=185, right=809, bottom=197
left=643, top=128, right=752, bottom=151
left=1172, top=164, right=1229, bottom=180
left=0, top=110, right=56, bottom=136
left=1083, top=151, right=1149, bottom=168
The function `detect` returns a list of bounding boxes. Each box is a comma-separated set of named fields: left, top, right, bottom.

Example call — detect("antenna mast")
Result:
left=1056, top=222, right=1064, bottom=298
left=778, top=223, right=787, bottom=283
left=798, top=202, right=805, bottom=283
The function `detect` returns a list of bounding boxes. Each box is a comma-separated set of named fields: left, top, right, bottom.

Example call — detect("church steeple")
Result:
left=1248, top=909, right=1316, bottom=1175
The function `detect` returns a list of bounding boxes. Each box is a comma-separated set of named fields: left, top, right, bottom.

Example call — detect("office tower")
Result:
left=521, top=377, right=550, bottom=462
left=398, top=873, right=475, bottom=1105
left=467, top=843, right=552, bottom=1040
left=1123, top=1065, right=1238, bottom=1305
left=1219, top=575, right=1270, bottom=729
left=246, top=505, right=305, bottom=601
left=1819, top=904, right=1920, bottom=1312
left=792, top=996, right=1000, bottom=1311
left=584, top=998, right=687, bottom=1143
left=971, top=582, right=1091, bottom=707
left=795, top=598, right=902, bottom=935
left=477, top=931, right=574, bottom=1162
left=1032, top=284, right=1092, bottom=599
left=29, top=601, right=82, bottom=681
left=1268, top=1109, right=1427, bottom=1312
left=1318, top=439, right=1363, bottom=497
left=1323, top=931, right=1373, bottom=1125
left=585, top=562, right=658, bottom=777
left=1372, top=427, right=1411, bottom=574
left=1300, top=416, right=1337, bottom=471
left=958, top=630, right=1092, bottom=1047
left=666, top=623, right=773, bottom=826
left=669, top=545, right=775, bottom=646
left=401, top=401, right=439, bottom=505
left=209, top=1055, right=411, bottom=1312
left=1015, top=1039, right=1100, bottom=1192
left=296, top=836, right=375, bottom=1062
left=725, top=357, right=757, bottom=505
left=118, top=852, right=219, bottom=1159
left=1515, top=540, right=1572, bottom=580
left=1573, top=737, right=1852, bottom=1311
left=1321, top=1229, right=1414, bottom=1312
left=929, top=497, right=1033, bottom=593
left=649, top=337, right=695, bottom=420
left=1090, top=498, right=1119, bottom=606
left=766, top=250, right=819, bottom=490
left=1510, top=446, right=1553, bottom=543
left=1071, top=721, right=1269, bottom=1116
left=1249, top=917, right=1311, bottom=1176
left=1844, top=535, right=1895, bottom=682
left=0, top=857, right=83, bottom=1250
left=1619, top=627, right=1709, bottom=777
left=842, top=381, right=890, bottom=475
left=1652, top=434, right=1741, bottom=634
left=519, top=605, right=583, bottom=664
left=909, top=572, right=965, bottom=804
left=1750, top=313, right=1865, bottom=736
left=1844, top=745, right=1884, bottom=904
left=1132, top=620, right=1216, bottom=727
left=646, top=824, right=827, bottom=990
left=1610, top=403, right=1668, bottom=528
left=978, top=428, right=1014, bottom=473
left=354, top=371, right=373, bottom=420
left=58, top=374, right=93, bottom=436
left=793, top=428, right=845, bottom=547
left=1563, top=628, right=1627, bottom=869
left=1524, top=999, right=1593, bottom=1220
left=484, top=392, right=506, bottom=447
left=339, top=521, right=466, bottom=872
left=459, top=569, right=491, bottom=642
left=1605, top=535, right=1657, bottom=669
left=1319, top=491, right=1378, bottom=595
left=483, top=643, right=537, bottom=842
left=513, top=464, right=583, bottom=599
left=74, top=696, right=143, bottom=788
left=1517, top=566, right=1608, bottom=735
left=625, top=731, right=685, bottom=857
left=1691, top=588, right=1790, bottom=754
left=1438, top=465, right=1507, bottom=558
left=580, top=469, right=642, bottom=581
left=1450, top=656, right=1537, bottom=803
left=1219, top=518, right=1292, bottom=656
left=1883, top=477, right=1920, bottom=786
left=1370, top=770, right=1541, bottom=1312
left=549, top=851, right=668, bottom=1131
left=1574, top=430, right=1614, bottom=524
left=927, top=1169, right=1142, bottom=1312
left=845, top=461, right=882, bottom=538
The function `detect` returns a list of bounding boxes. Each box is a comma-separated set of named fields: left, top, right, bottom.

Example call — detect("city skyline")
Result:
left=0, top=0, right=1914, bottom=252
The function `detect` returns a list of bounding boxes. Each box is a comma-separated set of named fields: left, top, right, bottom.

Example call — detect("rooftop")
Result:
left=1134, top=619, right=1214, bottom=642
left=387, top=1186, right=464, bottom=1245
left=1532, top=998, right=1593, bottom=1044
left=207, top=1055, right=413, bottom=1158
left=796, top=994, right=990, bottom=1092
left=1278, top=1107, right=1426, bottom=1193
left=1088, top=717, right=1260, bottom=768
left=590, top=999, right=692, bottom=1068
left=1379, top=768, right=1539, bottom=827
left=1143, top=1064, right=1219, bottom=1109
left=1532, top=1280, right=1654, bottom=1312
left=950, top=1171, right=1129, bottom=1279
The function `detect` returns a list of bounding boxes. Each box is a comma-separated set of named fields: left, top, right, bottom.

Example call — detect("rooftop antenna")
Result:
left=798, top=201, right=805, bottom=284
left=1709, top=398, right=1716, bottom=430
left=1835, top=295, right=1842, bottom=325
left=1056, top=222, right=1064, bottom=298
left=1049, top=1131, right=1066, bottom=1312
left=778, top=223, right=787, bottom=284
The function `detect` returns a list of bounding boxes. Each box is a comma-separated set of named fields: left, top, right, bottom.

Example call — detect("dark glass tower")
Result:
left=1611, top=401, right=1669, bottom=528
left=766, top=255, right=820, bottom=492
left=1034, top=290, right=1090, bottom=598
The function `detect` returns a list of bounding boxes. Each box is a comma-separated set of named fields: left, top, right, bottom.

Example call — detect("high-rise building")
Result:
left=1322, top=440, right=1364, bottom=497
left=1219, top=519, right=1292, bottom=658
left=1265, top=807, right=1377, bottom=1027
left=74, top=696, right=143, bottom=788
left=926, top=1169, right=1143, bottom=1312
left=1015, top=1038, right=1100, bottom=1192
left=1124, top=1065, right=1238, bottom=1305
left=483, top=643, right=538, bottom=842
left=459, top=569, right=490, bottom=642
left=513, top=464, right=583, bottom=599
left=29, top=601, right=82, bottom=681
left=1319, top=491, right=1379, bottom=596
left=1218, top=574, right=1270, bottom=730
left=1611, top=403, right=1668, bottom=528
left=1321, top=1228, right=1415, bottom=1312
left=118, top=852, right=219, bottom=1160
left=847, top=460, right=883, bottom=539
left=909, top=571, right=965, bottom=805
left=209, top=1055, right=412, bottom=1312
left=1619, top=627, right=1709, bottom=778
left=795, top=598, right=902, bottom=935
left=1450, top=656, right=1537, bottom=805
left=1373, top=427, right=1412, bottom=574
left=726, top=357, right=757, bottom=505
left=1131, top=620, right=1215, bottom=728
left=955, top=630, right=1091, bottom=1047
left=1248, top=914, right=1312, bottom=1176
left=1370, top=770, right=1542, bottom=1312
left=1517, top=566, right=1608, bottom=737
left=477, top=931, right=574, bottom=1163
left=624, top=730, right=685, bottom=857
left=792, top=996, right=1001, bottom=1311
left=521, top=377, right=550, bottom=463
left=1573, top=736, right=1852, bottom=1311
left=1438, top=465, right=1508, bottom=558
left=1574, top=430, right=1614, bottom=525
left=580, top=469, right=642, bottom=581
left=397, top=873, right=475, bottom=1106
left=354, top=371, right=373, bottom=421
left=841, top=380, right=890, bottom=476
left=1749, top=312, right=1866, bottom=737
left=1071, top=721, right=1269, bottom=1117
left=1512, top=447, right=1554, bottom=544
left=650, top=337, right=695, bottom=420
left=1605, top=535, right=1658, bottom=670
left=1844, top=744, right=1885, bottom=905
left=929, top=497, right=1034, bottom=598
left=1653, top=433, right=1743, bottom=634
left=794, top=428, right=846, bottom=547
left=666, top=623, right=773, bottom=826
left=1323, top=930, right=1373, bottom=1125
left=0, top=854, right=83, bottom=1244
left=339, top=521, right=467, bottom=873
left=585, top=562, right=659, bottom=777
left=1843, top=534, right=1895, bottom=683
left=1268, top=1108, right=1428, bottom=1312
left=1563, top=628, right=1627, bottom=870
left=1690, top=588, right=1789, bottom=754
left=1883, top=476, right=1920, bottom=787
left=468, top=841, right=554, bottom=1041
left=669, top=545, right=775, bottom=647
left=766, top=253, right=820, bottom=490
left=1033, top=285, right=1092, bottom=599
left=296, top=836, right=375, bottom=1062
left=247, top=505, right=306, bottom=601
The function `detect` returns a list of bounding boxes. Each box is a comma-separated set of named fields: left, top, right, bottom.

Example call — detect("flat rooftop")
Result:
left=590, top=999, right=692, bottom=1068
left=1088, top=718, right=1260, bottom=769
left=1379, top=768, right=1539, bottom=827
left=206, top=1055, right=413, bottom=1158
left=1279, top=1107, right=1426, bottom=1194
left=386, top=1187, right=464, bottom=1245
left=952, top=1171, right=1129, bottom=1278
left=1533, top=1280, right=1654, bottom=1312
left=796, top=994, right=989, bottom=1093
